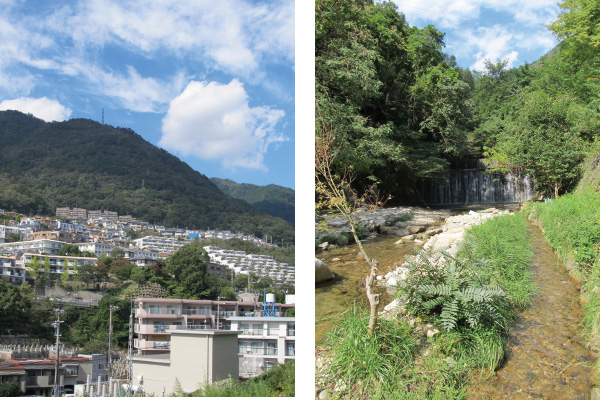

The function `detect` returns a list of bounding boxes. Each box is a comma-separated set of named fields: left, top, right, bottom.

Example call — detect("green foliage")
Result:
left=402, top=250, right=510, bottom=332
left=0, top=279, right=28, bottom=333
left=0, top=111, right=294, bottom=244
left=316, top=0, right=473, bottom=200
left=191, top=361, right=295, bottom=397
left=58, top=244, right=82, bottom=256
left=459, top=214, right=535, bottom=308
left=109, top=258, right=134, bottom=282
left=165, top=243, right=210, bottom=299
left=325, top=306, right=416, bottom=398
left=0, top=381, right=24, bottom=397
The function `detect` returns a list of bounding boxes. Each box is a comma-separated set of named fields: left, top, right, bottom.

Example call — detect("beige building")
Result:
left=132, top=329, right=239, bottom=396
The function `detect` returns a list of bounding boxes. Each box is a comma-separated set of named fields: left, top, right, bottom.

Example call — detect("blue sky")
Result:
left=388, top=0, right=561, bottom=71
left=0, top=0, right=295, bottom=189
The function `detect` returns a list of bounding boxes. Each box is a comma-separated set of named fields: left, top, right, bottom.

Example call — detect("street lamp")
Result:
left=52, top=308, right=65, bottom=397
left=108, top=305, right=120, bottom=379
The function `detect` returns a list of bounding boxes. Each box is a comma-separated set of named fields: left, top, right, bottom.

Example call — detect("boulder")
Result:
left=394, top=228, right=410, bottom=236
left=315, top=258, right=335, bottom=284
left=408, top=225, right=426, bottom=234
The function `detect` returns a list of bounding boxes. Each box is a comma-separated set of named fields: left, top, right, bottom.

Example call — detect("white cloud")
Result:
left=159, top=80, right=286, bottom=170
left=0, top=97, right=71, bottom=121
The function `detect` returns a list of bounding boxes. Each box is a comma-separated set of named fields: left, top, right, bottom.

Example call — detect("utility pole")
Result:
left=127, top=295, right=133, bottom=397
left=108, top=306, right=119, bottom=379
left=52, top=308, right=65, bottom=397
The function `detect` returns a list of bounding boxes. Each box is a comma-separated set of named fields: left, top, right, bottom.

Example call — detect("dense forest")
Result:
left=0, top=111, right=294, bottom=244
left=316, top=0, right=600, bottom=202
left=210, top=178, right=295, bottom=225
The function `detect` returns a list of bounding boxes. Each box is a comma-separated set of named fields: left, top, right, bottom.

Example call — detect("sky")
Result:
left=0, top=0, right=295, bottom=189
left=388, top=0, right=561, bottom=71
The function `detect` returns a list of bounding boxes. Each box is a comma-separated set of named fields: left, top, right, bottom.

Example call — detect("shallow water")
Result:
left=467, top=224, right=594, bottom=399
left=315, top=234, right=421, bottom=343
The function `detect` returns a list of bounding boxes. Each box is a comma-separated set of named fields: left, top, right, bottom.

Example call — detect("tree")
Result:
left=109, top=258, right=133, bottom=282
left=165, top=243, right=210, bottom=299
left=5, top=232, right=21, bottom=243
left=61, top=259, right=70, bottom=287
left=58, top=244, right=81, bottom=256
left=42, top=256, right=51, bottom=286
left=0, top=279, right=28, bottom=333
left=27, top=256, right=41, bottom=284
left=130, top=265, right=153, bottom=284
left=484, top=90, right=586, bottom=197
left=316, top=107, right=384, bottom=336
left=0, top=381, right=24, bottom=397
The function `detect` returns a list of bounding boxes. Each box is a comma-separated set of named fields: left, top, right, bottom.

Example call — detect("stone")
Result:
left=394, top=228, right=410, bottom=236
left=591, top=388, right=600, bottom=400
left=400, top=235, right=415, bottom=241
left=408, top=225, right=425, bottom=234
left=380, top=226, right=396, bottom=234
left=318, top=389, right=329, bottom=400
left=318, top=242, right=328, bottom=250
left=427, top=329, right=440, bottom=338
left=334, top=381, right=347, bottom=392
left=332, top=257, right=340, bottom=262
left=315, top=258, right=335, bottom=284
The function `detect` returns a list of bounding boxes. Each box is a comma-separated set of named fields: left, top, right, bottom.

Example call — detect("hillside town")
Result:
left=0, top=207, right=295, bottom=287
left=0, top=207, right=295, bottom=396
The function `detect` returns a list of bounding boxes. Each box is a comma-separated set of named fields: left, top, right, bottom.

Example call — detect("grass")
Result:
left=189, top=360, right=294, bottom=397
left=321, top=213, right=535, bottom=399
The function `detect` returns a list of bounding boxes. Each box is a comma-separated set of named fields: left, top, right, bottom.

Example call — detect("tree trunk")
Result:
left=350, top=223, right=379, bottom=336
left=555, top=181, right=559, bottom=199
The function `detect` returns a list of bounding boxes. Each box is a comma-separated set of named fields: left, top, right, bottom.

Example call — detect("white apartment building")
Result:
left=133, top=298, right=294, bottom=356
left=0, top=255, right=25, bottom=284
left=131, top=236, right=188, bottom=256
left=0, top=239, right=69, bottom=256
left=229, top=316, right=295, bottom=378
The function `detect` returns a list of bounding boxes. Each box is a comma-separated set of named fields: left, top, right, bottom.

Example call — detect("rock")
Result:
left=315, top=258, right=335, bottom=284
left=318, top=242, right=328, bottom=251
left=332, top=257, right=340, bottom=262
left=356, top=252, right=365, bottom=261
left=376, top=275, right=383, bottom=281
left=592, top=388, right=600, bottom=400
left=387, top=277, right=398, bottom=287
left=318, top=389, right=329, bottom=400
left=408, top=225, right=425, bottom=234
left=427, top=328, right=440, bottom=338
left=394, top=228, right=410, bottom=236
left=380, top=226, right=396, bottom=234
left=334, top=381, right=347, bottom=392
left=400, top=235, right=415, bottom=241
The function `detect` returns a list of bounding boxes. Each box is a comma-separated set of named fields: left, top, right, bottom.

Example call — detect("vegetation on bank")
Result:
left=525, top=181, right=600, bottom=376
left=184, top=360, right=294, bottom=397
left=320, top=214, right=533, bottom=399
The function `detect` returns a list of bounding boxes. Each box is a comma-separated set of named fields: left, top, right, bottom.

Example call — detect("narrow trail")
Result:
left=468, top=224, right=594, bottom=399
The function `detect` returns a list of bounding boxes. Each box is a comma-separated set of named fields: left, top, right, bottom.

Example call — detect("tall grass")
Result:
left=459, top=213, right=535, bottom=308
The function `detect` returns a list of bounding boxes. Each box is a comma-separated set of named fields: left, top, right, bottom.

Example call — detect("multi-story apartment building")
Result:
left=27, top=231, right=85, bottom=243
left=19, top=253, right=97, bottom=277
left=0, top=255, right=25, bottom=284
left=229, top=316, right=295, bottom=378
left=0, top=239, right=69, bottom=256
left=132, top=236, right=188, bottom=256
left=133, top=297, right=294, bottom=356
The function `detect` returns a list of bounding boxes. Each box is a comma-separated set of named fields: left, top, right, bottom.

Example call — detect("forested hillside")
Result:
left=210, top=177, right=295, bottom=225
left=316, top=0, right=600, bottom=202
left=0, top=111, right=294, bottom=243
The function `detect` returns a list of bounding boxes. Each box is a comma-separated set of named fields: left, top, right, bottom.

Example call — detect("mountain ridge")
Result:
left=0, top=110, right=294, bottom=243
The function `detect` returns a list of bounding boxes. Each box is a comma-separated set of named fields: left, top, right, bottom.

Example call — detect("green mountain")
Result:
left=210, top=178, right=295, bottom=225
left=0, top=111, right=294, bottom=243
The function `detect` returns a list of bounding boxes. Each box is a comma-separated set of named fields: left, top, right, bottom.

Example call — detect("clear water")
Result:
left=467, top=224, right=595, bottom=399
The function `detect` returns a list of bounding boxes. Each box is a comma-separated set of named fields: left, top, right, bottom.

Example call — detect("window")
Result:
left=264, top=359, right=278, bottom=371
left=238, top=341, right=251, bottom=354
left=266, top=341, right=277, bottom=355
left=184, top=306, right=197, bottom=315
left=240, top=323, right=250, bottom=335
left=286, top=341, right=295, bottom=357
left=252, top=323, right=263, bottom=335
left=148, top=305, right=159, bottom=314
left=287, top=323, right=295, bottom=337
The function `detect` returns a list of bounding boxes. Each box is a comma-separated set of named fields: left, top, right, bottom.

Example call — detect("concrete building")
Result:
left=132, top=330, right=239, bottom=396
left=0, top=239, right=69, bottom=256
left=133, top=298, right=293, bottom=355
left=229, top=317, right=295, bottom=378
left=0, top=255, right=25, bottom=284
left=27, top=230, right=85, bottom=243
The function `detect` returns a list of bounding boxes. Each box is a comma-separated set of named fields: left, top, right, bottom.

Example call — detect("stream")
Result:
left=467, top=224, right=594, bottom=399
left=315, top=215, right=596, bottom=397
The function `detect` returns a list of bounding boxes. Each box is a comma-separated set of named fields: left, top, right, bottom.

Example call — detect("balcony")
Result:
left=134, top=339, right=171, bottom=350
left=26, top=375, right=55, bottom=387
left=136, top=307, right=181, bottom=318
